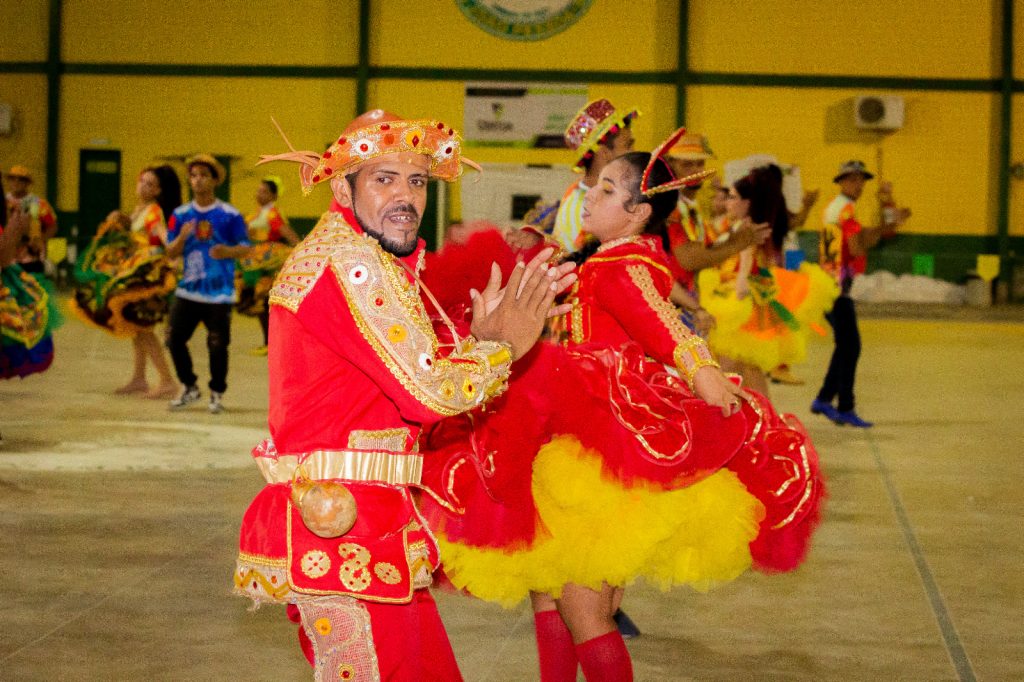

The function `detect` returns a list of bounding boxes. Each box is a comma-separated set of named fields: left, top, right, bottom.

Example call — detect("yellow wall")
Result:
left=0, top=0, right=49, bottom=62
left=59, top=75, right=355, bottom=220
left=0, top=74, right=50, bottom=195
left=62, top=0, right=359, bottom=65
left=1015, top=0, right=1024, bottom=77
left=691, top=0, right=994, bottom=78
left=1014, top=6, right=1024, bottom=237
left=1011, top=96, right=1024, bottom=237
left=1, top=0, right=1014, bottom=242
left=372, top=0, right=678, bottom=71
left=687, top=86, right=997, bottom=236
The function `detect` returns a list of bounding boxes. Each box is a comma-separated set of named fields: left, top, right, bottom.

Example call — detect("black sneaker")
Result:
left=613, top=609, right=641, bottom=639
left=169, top=385, right=200, bottom=409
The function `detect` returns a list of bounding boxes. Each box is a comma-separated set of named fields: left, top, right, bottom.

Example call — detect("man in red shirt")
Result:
left=234, top=111, right=575, bottom=681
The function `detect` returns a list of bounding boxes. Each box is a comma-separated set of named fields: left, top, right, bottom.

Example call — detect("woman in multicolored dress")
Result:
left=236, top=176, right=298, bottom=355
left=71, top=164, right=181, bottom=397
left=1, top=195, right=57, bottom=380
left=421, top=135, right=824, bottom=682
left=699, top=165, right=838, bottom=396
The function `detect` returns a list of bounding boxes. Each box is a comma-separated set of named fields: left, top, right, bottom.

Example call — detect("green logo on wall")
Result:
left=456, top=0, right=593, bottom=42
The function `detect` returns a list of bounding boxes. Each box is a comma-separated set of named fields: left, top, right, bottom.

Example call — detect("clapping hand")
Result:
left=470, top=247, right=577, bottom=360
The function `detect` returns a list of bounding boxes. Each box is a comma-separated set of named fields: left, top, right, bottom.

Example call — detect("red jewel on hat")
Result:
left=374, top=297, right=384, bottom=306
left=381, top=123, right=390, bottom=131
left=323, top=151, right=332, bottom=159
left=411, top=135, right=420, bottom=146
left=324, top=167, right=333, bottom=174
left=338, top=136, right=347, bottom=145
left=312, top=174, right=321, bottom=182
left=448, top=128, right=454, bottom=135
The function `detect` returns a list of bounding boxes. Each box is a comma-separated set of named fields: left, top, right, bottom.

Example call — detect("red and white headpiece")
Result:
left=640, top=127, right=716, bottom=197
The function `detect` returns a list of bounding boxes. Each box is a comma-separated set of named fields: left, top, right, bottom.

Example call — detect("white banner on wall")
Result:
left=464, top=82, right=586, bottom=148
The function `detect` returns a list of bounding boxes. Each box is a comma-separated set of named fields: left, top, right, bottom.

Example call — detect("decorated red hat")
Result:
left=564, top=99, right=639, bottom=171
left=641, top=127, right=717, bottom=197
left=259, top=111, right=480, bottom=195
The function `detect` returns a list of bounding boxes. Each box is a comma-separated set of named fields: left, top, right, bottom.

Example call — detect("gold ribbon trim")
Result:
left=256, top=449, right=423, bottom=486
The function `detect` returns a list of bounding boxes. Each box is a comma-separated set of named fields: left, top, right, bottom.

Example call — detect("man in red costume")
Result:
left=234, top=110, right=576, bottom=681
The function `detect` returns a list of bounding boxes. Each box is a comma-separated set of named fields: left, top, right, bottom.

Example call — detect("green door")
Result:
left=77, top=149, right=122, bottom=252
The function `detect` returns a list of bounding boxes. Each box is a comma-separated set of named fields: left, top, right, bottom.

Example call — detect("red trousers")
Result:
left=290, top=590, right=463, bottom=681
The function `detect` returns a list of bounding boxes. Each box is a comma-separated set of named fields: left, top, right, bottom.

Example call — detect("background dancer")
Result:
left=0, top=198, right=57, bottom=380
left=699, top=165, right=837, bottom=397
left=71, top=164, right=181, bottom=398
left=165, top=154, right=251, bottom=414
left=236, top=175, right=299, bottom=356
left=811, top=160, right=910, bottom=428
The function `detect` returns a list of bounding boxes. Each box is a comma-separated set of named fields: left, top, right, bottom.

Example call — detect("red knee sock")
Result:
left=286, top=603, right=315, bottom=668
left=534, top=610, right=578, bottom=682
left=575, top=631, right=633, bottom=682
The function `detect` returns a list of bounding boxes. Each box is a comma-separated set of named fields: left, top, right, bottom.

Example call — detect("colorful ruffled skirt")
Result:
left=70, top=221, right=176, bottom=336
left=699, top=264, right=838, bottom=371
left=1, top=264, right=59, bottom=379
left=419, top=342, right=825, bottom=607
left=235, top=241, right=292, bottom=316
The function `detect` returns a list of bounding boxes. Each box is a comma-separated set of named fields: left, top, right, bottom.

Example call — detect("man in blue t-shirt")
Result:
left=165, top=154, right=250, bottom=413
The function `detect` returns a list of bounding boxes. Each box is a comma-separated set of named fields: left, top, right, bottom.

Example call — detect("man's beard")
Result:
left=354, top=205, right=420, bottom=257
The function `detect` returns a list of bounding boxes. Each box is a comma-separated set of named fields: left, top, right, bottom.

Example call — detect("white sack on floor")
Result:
left=850, top=270, right=966, bottom=304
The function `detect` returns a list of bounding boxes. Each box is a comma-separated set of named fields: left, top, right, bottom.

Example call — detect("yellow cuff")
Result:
left=674, top=336, right=719, bottom=389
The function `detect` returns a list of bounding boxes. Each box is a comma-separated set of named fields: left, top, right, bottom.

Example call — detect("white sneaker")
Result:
left=208, top=391, right=224, bottom=414
left=169, top=385, right=200, bottom=409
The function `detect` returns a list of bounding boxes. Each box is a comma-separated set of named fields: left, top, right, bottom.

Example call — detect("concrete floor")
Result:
left=1, top=302, right=1021, bottom=681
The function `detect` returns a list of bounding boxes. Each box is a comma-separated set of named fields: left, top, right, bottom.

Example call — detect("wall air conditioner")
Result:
left=854, top=95, right=904, bottom=131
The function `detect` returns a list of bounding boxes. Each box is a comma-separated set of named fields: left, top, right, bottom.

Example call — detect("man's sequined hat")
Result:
left=259, top=109, right=480, bottom=195
left=564, top=99, right=639, bottom=171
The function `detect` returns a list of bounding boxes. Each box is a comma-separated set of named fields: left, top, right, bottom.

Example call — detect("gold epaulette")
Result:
left=269, top=212, right=361, bottom=313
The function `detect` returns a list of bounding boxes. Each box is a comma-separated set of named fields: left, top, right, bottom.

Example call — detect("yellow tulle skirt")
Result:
left=436, top=435, right=764, bottom=608
left=700, top=263, right=838, bottom=371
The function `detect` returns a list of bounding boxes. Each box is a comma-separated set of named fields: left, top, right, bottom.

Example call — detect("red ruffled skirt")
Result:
left=419, top=341, right=825, bottom=605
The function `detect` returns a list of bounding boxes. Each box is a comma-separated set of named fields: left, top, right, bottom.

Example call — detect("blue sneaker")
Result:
left=810, top=399, right=842, bottom=423
left=835, top=410, right=873, bottom=428
left=613, top=609, right=641, bottom=639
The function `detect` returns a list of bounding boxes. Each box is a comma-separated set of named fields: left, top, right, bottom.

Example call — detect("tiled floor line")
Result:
left=869, top=434, right=977, bottom=682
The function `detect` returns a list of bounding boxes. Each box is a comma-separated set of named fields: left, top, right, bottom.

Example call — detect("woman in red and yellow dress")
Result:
left=71, top=165, right=181, bottom=397
left=699, top=165, right=837, bottom=396
left=236, top=176, right=299, bottom=355
left=421, top=134, right=824, bottom=682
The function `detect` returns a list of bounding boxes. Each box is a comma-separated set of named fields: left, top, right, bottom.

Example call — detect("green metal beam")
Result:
left=62, top=63, right=358, bottom=78
left=997, top=0, right=1013, bottom=287
left=3, top=60, right=1006, bottom=94
left=367, top=66, right=673, bottom=84
left=0, top=61, right=47, bottom=74
left=356, top=0, right=371, bottom=115
left=45, top=0, right=62, bottom=207
left=689, top=72, right=999, bottom=92
left=675, top=0, right=688, bottom=127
